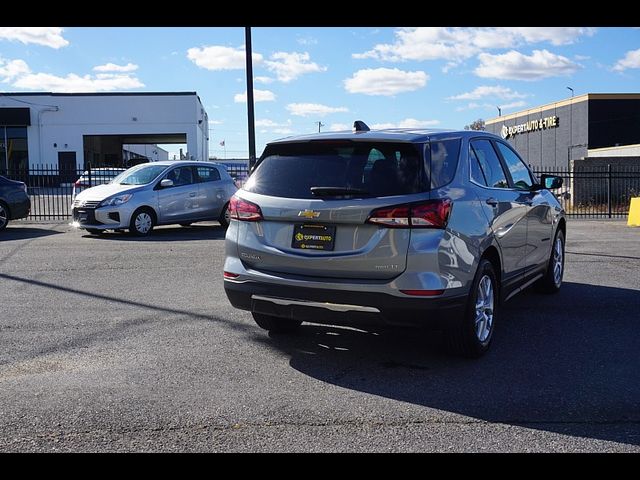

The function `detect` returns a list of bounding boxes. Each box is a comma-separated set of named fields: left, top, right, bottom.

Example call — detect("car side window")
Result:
left=166, top=166, right=194, bottom=187
left=469, top=140, right=509, bottom=189
left=495, top=142, right=535, bottom=191
left=197, top=166, right=221, bottom=182
left=469, top=146, right=488, bottom=186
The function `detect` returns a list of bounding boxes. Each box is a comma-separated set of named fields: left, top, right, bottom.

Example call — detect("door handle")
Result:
left=486, top=198, right=498, bottom=206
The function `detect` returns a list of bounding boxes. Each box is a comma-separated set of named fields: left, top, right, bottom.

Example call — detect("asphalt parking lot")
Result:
left=1, top=219, right=639, bottom=452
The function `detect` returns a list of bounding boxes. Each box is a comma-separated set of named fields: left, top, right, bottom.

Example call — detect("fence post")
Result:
left=87, top=162, right=91, bottom=187
left=607, top=164, right=612, bottom=219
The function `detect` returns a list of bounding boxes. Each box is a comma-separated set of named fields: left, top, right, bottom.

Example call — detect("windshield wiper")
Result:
left=310, top=186, right=371, bottom=198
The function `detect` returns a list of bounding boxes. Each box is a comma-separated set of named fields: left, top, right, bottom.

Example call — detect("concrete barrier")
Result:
left=628, top=197, right=640, bottom=226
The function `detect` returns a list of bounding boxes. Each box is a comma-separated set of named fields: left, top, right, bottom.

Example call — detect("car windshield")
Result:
left=113, top=164, right=168, bottom=185
left=245, top=141, right=425, bottom=199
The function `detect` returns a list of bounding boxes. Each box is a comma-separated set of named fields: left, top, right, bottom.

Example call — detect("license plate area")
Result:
left=291, top=223, right=336, bottom=251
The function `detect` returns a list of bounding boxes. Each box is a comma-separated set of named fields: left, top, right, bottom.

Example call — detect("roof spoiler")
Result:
left=353, top=120, right=370, bottom=133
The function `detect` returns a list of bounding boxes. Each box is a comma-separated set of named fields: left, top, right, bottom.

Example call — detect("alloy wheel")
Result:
left=474, top=275, right=494, bottom=343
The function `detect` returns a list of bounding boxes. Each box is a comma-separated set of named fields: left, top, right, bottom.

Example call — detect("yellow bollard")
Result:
left=628, top=197, right=640, bottom=227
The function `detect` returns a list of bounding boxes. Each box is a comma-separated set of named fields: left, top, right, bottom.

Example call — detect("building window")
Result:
left=0, top=127, right=29, bottom=173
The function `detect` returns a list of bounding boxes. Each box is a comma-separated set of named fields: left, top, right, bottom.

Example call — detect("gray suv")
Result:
left=224, top=123, right=566, bottom=357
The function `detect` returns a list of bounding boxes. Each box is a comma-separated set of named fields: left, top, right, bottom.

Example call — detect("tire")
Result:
left=0, top=201, right=9, bottom=231
left=535, top=229, right=565, bottom=294
left=252, top=313, right=302, bottom=333
left=444, top=258, right=497, bottom=358
left=129, top=208, right=155, bottom=236
left=218, top=202, right=230, bottom=229
left=86, top=228, right=102, bottom=235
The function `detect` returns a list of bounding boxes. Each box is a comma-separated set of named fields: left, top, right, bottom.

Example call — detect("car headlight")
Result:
left=99, top=193, right=132, bottom=208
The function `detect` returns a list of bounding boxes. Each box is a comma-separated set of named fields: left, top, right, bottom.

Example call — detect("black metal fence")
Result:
left=533, top=165, right=640, bottom=218
left=3, top=164, right=639, bottom=221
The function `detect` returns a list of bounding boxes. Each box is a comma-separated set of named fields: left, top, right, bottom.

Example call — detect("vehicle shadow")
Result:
left=1, top=225, right=65, bottom=241
left=253, top=282, right=640, bottom=447
left=84, top=223, right=227, bottom=242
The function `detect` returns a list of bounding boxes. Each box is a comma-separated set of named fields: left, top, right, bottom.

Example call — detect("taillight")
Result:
left=223, top=271, right=240, bottom=279
left=229, top=194, right=263, bottom=221
left=367, top=199, right=452, bottom=229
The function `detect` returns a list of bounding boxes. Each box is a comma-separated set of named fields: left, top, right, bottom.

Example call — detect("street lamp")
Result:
left=567, top=87, right=574, bottom=168
left=497, top=106, right=502, bottom=117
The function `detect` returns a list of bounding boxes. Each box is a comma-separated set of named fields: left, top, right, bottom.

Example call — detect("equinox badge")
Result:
left=298, top=209, right=320, bottom=219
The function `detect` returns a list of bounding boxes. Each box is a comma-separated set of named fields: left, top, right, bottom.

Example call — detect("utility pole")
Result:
left=497, top=106, right=502, bottom=117
left=316, top=121, right=325, bottom=133
left=567, top=87, right=574, bottom=169
left=245, top=27, right=256, bottom=170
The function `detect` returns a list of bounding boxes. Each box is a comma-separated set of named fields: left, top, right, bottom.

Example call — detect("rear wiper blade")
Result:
left=310, top=186, right=371, bottom=197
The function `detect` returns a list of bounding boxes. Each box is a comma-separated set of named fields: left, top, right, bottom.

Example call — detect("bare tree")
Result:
left=464, top=119, right=486, bottom=131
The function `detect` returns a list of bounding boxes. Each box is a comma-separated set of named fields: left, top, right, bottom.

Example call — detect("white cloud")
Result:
left=254, top=76, right=274, bottom=84
left=187, top=45, right=263, bottom=71
left=475, top=49, right=580, bottom=80
left=13, top=72, right=144, bottom=92
left=371, top=118, right=440, bottom=129
left=447, top=85, right=528, bottom=101
left=255, top=119, right=292, bottom=128
left=329, top=123, right=350, bottom=131
left=264, top=52, right=326, bottom=82
left=0, top=27, right=69, bottom=49
left=273, top=128, right=294, bottom=135
left=1, top=57, right=144, bottom=91
left=0, top=59, right=31, bottom=82
left=296, top=36, right=318, bottom=46
left=93, top=62, right=139, bottom=72
left=234, top=89, right=276, bottom=103
left=344, top=68, right=428, bottom=96
left=353, top=27, right=594, bottom=63
left=613, top=48, right=640, bottom=71
left=286, top=103, right=349, bottom=117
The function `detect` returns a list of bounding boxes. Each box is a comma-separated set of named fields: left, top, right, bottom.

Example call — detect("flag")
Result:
left=219, top=140, right=225, bottom=147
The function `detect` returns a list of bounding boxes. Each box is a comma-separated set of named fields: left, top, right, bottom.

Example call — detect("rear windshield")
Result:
left=245, top=141, right=425, bottom=199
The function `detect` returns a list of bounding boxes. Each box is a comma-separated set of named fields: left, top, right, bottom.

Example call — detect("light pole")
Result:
left=316, top=121, right=325, bottom=133
left=497, top=106, right=502, bottom=117
left=245, top=27, right=256, bottom=170
left=566, top=87, right=574, bottom=169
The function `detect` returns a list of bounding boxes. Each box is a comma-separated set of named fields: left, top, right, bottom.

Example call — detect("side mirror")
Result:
left=541, top=174, right=563, bottom=190
left=160, top=178, right=174, bottom=188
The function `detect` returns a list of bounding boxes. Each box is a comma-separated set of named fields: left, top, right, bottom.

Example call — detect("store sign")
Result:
left=501, top=115, right=559, bottom=139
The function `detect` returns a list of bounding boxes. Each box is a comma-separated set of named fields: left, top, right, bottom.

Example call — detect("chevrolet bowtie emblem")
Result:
left=298, top=209, right=320, bottom=219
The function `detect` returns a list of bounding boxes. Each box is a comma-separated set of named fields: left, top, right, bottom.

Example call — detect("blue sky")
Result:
left=1, top=27, right=639, bottom=159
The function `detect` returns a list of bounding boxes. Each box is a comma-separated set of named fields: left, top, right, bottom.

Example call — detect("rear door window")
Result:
left=469, top=139, right=509, bottom=189
left=246, top=142, right=425, bottom=199
left=196, top=166, right=221, bottom=182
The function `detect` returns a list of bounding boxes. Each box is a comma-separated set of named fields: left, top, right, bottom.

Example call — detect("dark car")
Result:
left=0, top=175, right=31, bottom=231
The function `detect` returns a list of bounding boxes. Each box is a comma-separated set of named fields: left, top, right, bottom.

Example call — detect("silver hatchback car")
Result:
left=224, top=124, right=566, bottom=357
left=72, top=161, right=237, bottom=235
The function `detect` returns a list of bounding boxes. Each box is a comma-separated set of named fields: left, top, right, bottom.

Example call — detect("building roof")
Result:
left=486, top=93, right=640, bottom=125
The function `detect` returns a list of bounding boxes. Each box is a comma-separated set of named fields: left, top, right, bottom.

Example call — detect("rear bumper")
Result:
left=224, top=279, right=467, bottom=329
left=10, top=196, right=30, bottom=220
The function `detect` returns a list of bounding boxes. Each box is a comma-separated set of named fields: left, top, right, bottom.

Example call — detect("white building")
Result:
left=0, top=92, right=208, bottom=172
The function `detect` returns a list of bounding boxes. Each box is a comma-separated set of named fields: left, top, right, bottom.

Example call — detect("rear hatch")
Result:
left=231, top=140, right=428, bottom=280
